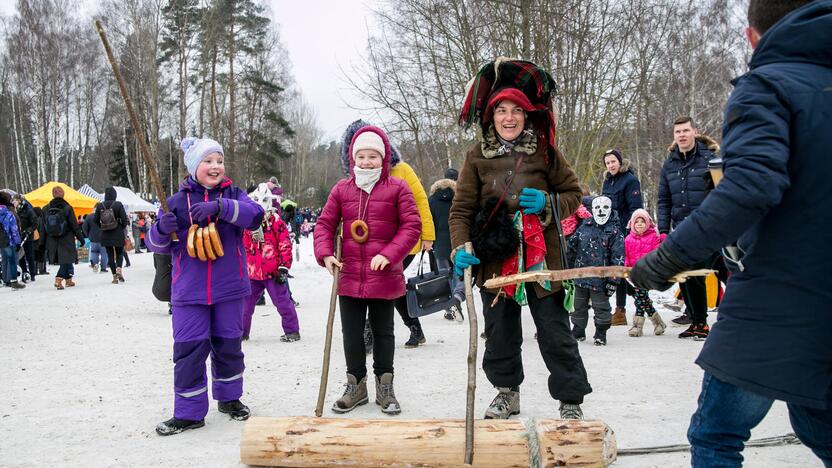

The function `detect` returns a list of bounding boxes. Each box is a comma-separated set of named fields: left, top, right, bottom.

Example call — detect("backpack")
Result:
left=45, top=206, right=67, bottom=237
left=99, top=203, right=119, bottom=231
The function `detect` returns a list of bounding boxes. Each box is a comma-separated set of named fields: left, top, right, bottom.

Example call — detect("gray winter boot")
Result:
left=331, top=373, right=368, bottom=414
left=628, top=316, right=645, bottom=337
left=375, top=373, right=401, bottom=415
left=650, top=313, right=666, bottom=335
left=484, top=387, right=520, bottom=419
left=559, top=402, right=584, bottom=420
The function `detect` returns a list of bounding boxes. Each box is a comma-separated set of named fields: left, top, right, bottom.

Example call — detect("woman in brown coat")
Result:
left=449, top=60, right=592, bottom=420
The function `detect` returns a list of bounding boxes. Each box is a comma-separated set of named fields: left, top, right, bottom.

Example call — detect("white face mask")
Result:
left=592, top=196, right=612, bottom=225
left=248, top=183, right=275, bottom=216
left=354, top=167, right=382, bottom=194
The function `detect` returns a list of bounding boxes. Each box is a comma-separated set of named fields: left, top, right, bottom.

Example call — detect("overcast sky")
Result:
left=0, top=0, right=377, bottom=141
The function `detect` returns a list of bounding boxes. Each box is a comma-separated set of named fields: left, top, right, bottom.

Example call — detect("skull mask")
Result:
left=248, top=183, right=275, bottom=215
left=592, top=196, right=612, bottom=225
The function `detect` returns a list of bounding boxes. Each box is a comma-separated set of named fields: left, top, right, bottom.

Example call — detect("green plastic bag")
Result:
left=562, top=279, right=575, bottom=313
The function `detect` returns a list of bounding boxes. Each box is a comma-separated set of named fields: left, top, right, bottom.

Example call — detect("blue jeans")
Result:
left=57, top=264, right=75, bottom=279
left=689, top=372, right=832, bottom=467
left=89, top=242, right=108, bottom=269
left=1, top=245, right=18, bottom=284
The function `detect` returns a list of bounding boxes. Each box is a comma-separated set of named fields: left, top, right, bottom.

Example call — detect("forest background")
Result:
left=0, top=0, right=748, bottom=209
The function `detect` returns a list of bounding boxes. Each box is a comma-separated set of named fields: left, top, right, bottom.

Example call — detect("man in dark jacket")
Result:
left=12, top=194, right=38, bottom=282
left=632, top=1, right=832, bottom=465
left=656, top=118, right=718, bottom=338
left=45, top=186, right=85, bottom=289
left=82, top=213, right=108, bottom=273
left=601, top=149, right=643, bottom=326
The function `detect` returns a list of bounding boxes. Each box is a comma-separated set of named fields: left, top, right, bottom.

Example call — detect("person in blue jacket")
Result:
left=631, top=1, right=832, bottom=466
left=601, top=149, right=642, bottom=327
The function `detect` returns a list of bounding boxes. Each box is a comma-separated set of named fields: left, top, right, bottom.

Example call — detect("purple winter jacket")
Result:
left=147, top=177, right=264, bottom=306
left=314, top=126, right=421, bottom=300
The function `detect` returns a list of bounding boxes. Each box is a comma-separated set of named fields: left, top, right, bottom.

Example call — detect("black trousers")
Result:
left=106, top=246, right=124, bottom=272
left=340, top=296, right=395, bottom=381
left=394, top=254, right=422, bottom=328
left=481, top=285, right=592, bottom=404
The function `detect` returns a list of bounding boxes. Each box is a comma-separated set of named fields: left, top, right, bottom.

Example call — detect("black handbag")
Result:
left=406, top=251, right=456, bottom=318
left=152, top=253, right=172, bottom=302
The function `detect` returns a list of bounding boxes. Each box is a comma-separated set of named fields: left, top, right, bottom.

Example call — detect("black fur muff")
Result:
left=470, top=197, right=520, bottom=263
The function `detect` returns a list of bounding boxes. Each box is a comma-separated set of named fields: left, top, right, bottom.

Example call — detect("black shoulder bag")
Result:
left=406, top=250, right=456, bottom=318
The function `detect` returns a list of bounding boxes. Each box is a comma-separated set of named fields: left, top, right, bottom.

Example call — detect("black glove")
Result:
left=630, top=242, right=689, bottom=291
left=275, top=266, right=289, bottom=284
left=604, top=280, right=617, bottom=297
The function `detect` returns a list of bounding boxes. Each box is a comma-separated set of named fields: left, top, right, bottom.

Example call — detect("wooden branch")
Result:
left=463, top=242, right=477, bottom=465
left=483, top=267, right=715, bottom=289
left=240, top=416, right=618, bottom=467
left=315, top=228, right=343, bottom=417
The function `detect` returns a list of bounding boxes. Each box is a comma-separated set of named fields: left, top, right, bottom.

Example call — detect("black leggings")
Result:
left=394, top=254, right=421, bottom=328
left=340, top=296, right=395, bottom=381
left=106, top=246, right=124, bottom=272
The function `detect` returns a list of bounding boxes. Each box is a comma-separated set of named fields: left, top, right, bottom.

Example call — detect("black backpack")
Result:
left=45, top=206, right=67, bottom=237
left=99, top=203, right=119, bottom=231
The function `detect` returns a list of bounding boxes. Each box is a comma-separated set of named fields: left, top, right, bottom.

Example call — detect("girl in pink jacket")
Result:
left=624, top=209, right=666, bottom=336
left=314, top=126, right=421, bottom=416
left=242, top=184, right=300, bottom=342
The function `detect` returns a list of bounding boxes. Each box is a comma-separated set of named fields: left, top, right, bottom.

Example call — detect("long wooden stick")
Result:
left=315, top=227, right=343, bottom=417
left=483, top=266, right=715, bottom=290
left=95, top=21, right=175, bottom=238
left=463, top=242, right=477, bottom=465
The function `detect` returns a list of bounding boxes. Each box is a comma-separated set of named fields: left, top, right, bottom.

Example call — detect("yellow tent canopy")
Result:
left=24, top=182, right=100, bottom=217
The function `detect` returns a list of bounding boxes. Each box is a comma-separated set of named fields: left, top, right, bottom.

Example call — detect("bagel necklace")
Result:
left=350, top=191, right=371, bottom=243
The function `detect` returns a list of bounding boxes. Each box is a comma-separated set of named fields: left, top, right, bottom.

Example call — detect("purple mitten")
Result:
left=190, top=201, right=220, bottom=223
left=157, top=212, right=179, bottom=235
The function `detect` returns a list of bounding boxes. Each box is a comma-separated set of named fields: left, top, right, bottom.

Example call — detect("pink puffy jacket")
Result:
left=313, top=126, right=421, bottom=299
left=624, top=208, right=664, bottom=267
left=243, top=215, right=292, bottom=281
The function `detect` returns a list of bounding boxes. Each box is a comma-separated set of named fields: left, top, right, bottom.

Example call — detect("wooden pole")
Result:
left=483, top=267, right=715, bottom=290
left=95, top=21, right=174, bottom=239
left=463, top=241, right=477, bottom=465
left=240, top=416, right=618, bottom=467
left=315, top=226, right=343, bottom=417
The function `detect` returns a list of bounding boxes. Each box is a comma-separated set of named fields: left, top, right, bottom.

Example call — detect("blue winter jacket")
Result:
left=666, top=0, right=832, bottom=409
left=0, top=206, right=21, bottom=247
left=567, top=212, right=624, bottom=291
left=656, top=136, right=718, bottom=234
left=601, top=160, right=642, bottom=229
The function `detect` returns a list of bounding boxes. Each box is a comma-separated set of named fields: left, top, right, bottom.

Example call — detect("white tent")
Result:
left=113, top=186, right=157, bottom=213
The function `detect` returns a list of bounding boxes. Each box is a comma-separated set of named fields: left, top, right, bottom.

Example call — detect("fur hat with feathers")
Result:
left=339, top=119, right=402, bottom=176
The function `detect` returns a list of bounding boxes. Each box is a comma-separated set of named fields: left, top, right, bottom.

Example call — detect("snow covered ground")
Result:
left=1, top=236, right=820, bottom=467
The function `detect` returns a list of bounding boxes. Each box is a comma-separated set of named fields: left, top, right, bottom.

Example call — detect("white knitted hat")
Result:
left=351, top=132, right=385, bottom=160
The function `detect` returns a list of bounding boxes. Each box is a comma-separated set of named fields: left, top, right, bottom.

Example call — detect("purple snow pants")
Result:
left=242, top=279, right=300, bottom=338
left=172, top=299, right=245, bottom=421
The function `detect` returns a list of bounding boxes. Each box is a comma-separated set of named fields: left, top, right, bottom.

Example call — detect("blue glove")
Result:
left=156, top=212, right=178, bottom=236
left=453, top=250, right=480, bottom=277
left=518, top=188, right=546, bottom=214
left=190, top=201, right=220, bottom=223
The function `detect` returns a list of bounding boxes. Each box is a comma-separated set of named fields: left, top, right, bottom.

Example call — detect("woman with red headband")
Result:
left=449, top=59, right=592, bottom=420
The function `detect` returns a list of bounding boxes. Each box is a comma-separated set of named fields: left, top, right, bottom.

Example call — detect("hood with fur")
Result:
left=429, top=178, right=456, bottom=197
left=339, top=119, right=401, bottom=176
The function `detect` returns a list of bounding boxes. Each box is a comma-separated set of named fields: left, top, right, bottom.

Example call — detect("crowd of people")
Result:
left=4, top=1, right=829, bottom=466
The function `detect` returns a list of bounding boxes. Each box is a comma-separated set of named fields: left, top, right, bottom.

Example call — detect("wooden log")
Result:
left=482, top=267, right=715, bottom=290
left=241, top=416, right=617, bottom=467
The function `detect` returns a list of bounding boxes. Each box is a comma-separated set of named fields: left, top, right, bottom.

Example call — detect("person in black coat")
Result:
left=631, top=1, right=832, bottom=464
left=656, top=118, right=719, bottom=336
left=93, top=187, right=129, bottom=283
left=428, top=168, right=465, bottom=321
left=12, top=194, right=39, bottom=282
left=601, top=149, right=643, bottom=326
left=45, top=186, right=85, bottom=289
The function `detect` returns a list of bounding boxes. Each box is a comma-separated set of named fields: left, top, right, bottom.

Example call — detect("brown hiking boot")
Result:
left=112, top=274, right=119, bottom=284
left=116, top=267, right=125, bottom=282
left=611, top=307, right=628, bottom=326
left=64, top=278, right=75, bottom=287
left=54, top=277, right=64, bottom=290
left=332, top=373, right=368, bottom=413
left=375, top=373, right=401, bottom=415
left=650, top=313, right=666, bottom=335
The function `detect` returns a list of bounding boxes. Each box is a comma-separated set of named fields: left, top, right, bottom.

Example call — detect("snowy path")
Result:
left=1, top=237, right=820, bottom=467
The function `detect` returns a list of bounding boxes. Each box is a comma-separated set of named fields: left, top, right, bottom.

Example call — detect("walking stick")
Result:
left=315, top=225, right=343, bottom=417
left=95, top=20, right=176, bottom=241
left=463, top=242, right=478, bottom=465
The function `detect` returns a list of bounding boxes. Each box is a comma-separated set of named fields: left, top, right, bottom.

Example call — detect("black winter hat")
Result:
left=105, top=187, right=117, bottom=201
left=603, top=149, right=623, bottom=165
left=444, top=168, right=459, bottom=181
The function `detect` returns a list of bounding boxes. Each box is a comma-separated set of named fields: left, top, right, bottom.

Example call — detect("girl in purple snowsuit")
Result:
left=147, top=137, right=264, bottom=436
